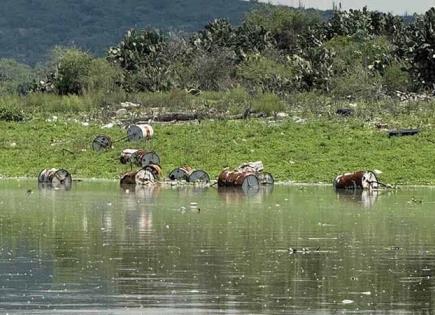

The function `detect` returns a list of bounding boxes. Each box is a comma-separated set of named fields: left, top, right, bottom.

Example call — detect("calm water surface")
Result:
left=0, top=180, right=434, bottom=314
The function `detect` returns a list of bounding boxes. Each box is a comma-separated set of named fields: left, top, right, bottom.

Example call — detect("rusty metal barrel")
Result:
left=168, top=166, right=210, bottom=183
left=120, top=163, right=162, bottom=186
left=144, top=164, right=162, bottom=179
left=140, top=151, right=160, bottom=167
left=127, top=124, right=154, bottom=141
left=218, top=170, right=259, bottom=191
left=188, top=170, right=210, bottom=183
left=92, top=135, right=112, bottom=151
left=120, top=149, right=140, bottom=164
left=120, top=149, right=160, bottom=167
left=38, top=168, right=72, bottom=188
left=257, top=172, right=274, bottom=185
left=334, top=171, right=379, bottom=190
left=168, top=166, right=193, bottom=181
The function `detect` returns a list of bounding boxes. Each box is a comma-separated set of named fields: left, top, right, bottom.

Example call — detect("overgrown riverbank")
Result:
left=0, top=112, right=433, bottom=185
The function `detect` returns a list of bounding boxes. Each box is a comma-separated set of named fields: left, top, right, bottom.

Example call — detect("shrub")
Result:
left=84, top=59, right=123, bottom=94
left=383, top=62, right=411, bottom=93
left=51, top=47, right=93, bottom=95
left=330, top=64, right=383, bottom=99
left=237, top=53, right=295, bottom=94
left=188, top=47, right=237, bottom=91
left=325, top=36, right=394, bottom=76
left=0, top=104, right=26, bottom=121
left=244, top=5, right=321, bottom=52
left=251, top=92, right=285, bottom=115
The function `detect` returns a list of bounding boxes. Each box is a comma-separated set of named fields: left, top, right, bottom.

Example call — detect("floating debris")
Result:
left=408, top=196, right=423, bottom=204
left=288, top=247, right=321, bottom=255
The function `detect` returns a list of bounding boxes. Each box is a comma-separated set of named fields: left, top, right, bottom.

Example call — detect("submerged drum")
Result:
left=188, top=170, right=210, bottom=183
left=218, top=170, right=260, bottom=191
left=168, top=166, right=210, bottom=183
left=38, top=168, right=72, bottom=189
left=168, top=166, right=192, bottom=181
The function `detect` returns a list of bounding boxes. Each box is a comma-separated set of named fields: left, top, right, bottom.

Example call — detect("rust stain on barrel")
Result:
left=120, top=171, right=138, bottom=185
left=334, top=171, right=378, bottom=190
left=218, top=170, right=257, bottom=187
left=144, top=164, right=162, bottom=178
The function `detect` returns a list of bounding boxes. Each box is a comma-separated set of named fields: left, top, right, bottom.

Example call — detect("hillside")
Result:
left=0, top=0, right=258, bottom=64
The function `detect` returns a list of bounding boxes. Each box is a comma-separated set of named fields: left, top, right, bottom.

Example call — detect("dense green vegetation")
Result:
left=0, top=6, right=433, bottom=102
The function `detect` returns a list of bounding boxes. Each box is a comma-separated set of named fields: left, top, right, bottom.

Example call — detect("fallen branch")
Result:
left=124, top=110, right=267, bottom=124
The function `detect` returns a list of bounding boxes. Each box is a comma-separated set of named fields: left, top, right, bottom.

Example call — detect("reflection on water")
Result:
left=335, top=189, right=380, bottom=208
left=38, top=181, right=72, bottom=191
left=218, top=185, right=274, bottom=204
left=0, top=181, right=434, bottom=314
left=121, top=184, right=161, bottom=200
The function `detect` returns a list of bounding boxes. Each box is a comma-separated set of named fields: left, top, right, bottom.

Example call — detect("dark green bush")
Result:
left=0, top=105, right=26, bottom=121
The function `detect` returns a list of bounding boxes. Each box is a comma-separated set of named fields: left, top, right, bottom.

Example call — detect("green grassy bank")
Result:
left=0, top=115, right=434, bottom=185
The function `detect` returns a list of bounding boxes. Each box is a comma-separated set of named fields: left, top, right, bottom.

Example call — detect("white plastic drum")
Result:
left=127, top=124, right=154, bottom=141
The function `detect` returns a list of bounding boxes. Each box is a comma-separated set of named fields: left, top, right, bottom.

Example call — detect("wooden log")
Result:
left=126, top=111, right=269, bottom=124
left=388, top=128, right=420, bottom=137
left=155, top=112, right=199, bottom=122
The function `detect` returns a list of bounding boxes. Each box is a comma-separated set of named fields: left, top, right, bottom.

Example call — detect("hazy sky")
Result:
left=260, top=0, right=435, bottom=14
